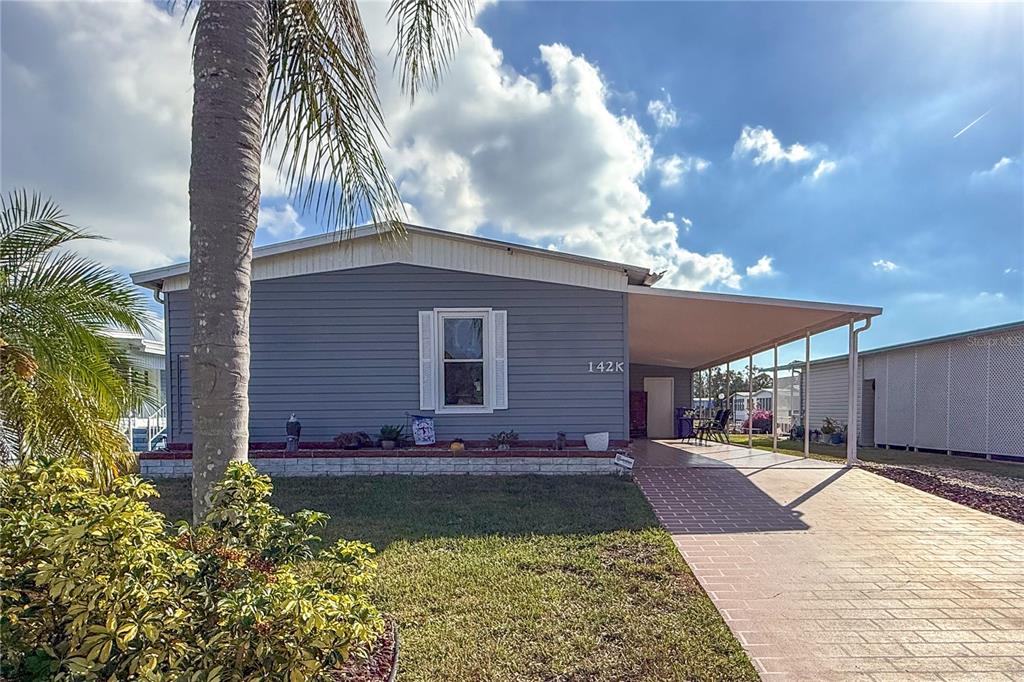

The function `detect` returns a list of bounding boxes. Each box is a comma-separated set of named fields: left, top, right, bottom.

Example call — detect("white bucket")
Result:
left=584, top=431, right=610, bottom=452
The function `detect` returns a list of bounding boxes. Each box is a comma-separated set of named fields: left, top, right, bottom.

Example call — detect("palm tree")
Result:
left=0, top=190, right=153, bottom=486
left=186, top=0, right=472, bottom=519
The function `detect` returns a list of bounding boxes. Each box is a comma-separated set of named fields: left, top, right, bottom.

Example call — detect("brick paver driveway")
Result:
left=633, top=440, right=1024, bottom=681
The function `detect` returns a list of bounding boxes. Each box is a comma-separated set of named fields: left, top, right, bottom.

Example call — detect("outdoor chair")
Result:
left=697, top=409, right=731, bottom=444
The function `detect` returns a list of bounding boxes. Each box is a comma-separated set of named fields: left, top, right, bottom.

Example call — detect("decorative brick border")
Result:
left=140, top=455, right=622, bottom=478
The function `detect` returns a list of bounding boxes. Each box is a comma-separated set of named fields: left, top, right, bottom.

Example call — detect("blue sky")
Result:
left=2, top=1, right=1022, bottom=365
left=469, top=1, right=1024, bottom=360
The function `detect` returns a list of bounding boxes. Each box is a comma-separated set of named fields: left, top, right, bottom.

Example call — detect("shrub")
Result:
left=0, top=458, right=383, bottom=680
left=487, top=430, right=520, bottom=449
left=741, top=409, right=773, bottom=433
left=333, top=431, right=373, bottom=449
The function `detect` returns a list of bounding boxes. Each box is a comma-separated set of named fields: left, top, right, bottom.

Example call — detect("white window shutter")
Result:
left=491, top=310, right=508, bottom=410
left=418, top=311, right=436, bottom=411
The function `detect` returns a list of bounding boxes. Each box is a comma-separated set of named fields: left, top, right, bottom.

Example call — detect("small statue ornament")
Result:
left=285, top=413, right=301, bottom=452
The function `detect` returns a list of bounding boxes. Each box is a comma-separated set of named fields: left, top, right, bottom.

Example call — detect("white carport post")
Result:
left=747, top=354, right=754, bottom=449
left=772, top=345, right=778, bottom=453
left=846, top=317, right=872, bottom=466
left=804, top=332, right=811, bottom=458
left=725, top=360, right=731, bottom=419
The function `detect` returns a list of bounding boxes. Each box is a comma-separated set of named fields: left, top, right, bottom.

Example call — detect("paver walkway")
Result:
left=633, top=440, right=1024, bottom=681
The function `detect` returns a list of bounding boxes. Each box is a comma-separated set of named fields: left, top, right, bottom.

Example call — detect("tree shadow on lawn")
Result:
left=150, top=475, right=661, bottom=550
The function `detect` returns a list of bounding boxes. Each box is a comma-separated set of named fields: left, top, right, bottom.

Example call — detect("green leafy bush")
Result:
left=0, top=458, right=383, bottom=680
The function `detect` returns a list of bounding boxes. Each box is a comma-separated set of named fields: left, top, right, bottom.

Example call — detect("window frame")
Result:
left=434, top=308, right=494, bottom=415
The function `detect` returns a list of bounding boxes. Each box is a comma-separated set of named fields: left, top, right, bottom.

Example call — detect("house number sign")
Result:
left=588, top=361, right=624, bottom=373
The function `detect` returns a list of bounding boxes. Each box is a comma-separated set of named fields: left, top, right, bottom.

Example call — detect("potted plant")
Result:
left=821, top=417, right=846, bottom=445
left=449, top=437, right=466, bottom=453
left=487, top=430, right=519, bottom=451
left=378, top=424, right=405, bottom=450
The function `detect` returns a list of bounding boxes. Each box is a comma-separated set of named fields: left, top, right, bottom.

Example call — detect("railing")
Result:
left=120, top=404, right=167, bottom=451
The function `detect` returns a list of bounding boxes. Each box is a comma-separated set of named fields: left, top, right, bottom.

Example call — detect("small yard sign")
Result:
left=613, top=453, right=634, bottom=470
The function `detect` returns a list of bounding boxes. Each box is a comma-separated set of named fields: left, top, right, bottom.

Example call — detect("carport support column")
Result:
left=772, top=345, right=778, bottom=453
left=804, top=332, right=811, bottom=458
left=747, top=354, right=753, bottom=449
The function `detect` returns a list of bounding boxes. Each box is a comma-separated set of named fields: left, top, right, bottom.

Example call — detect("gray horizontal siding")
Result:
left=629, top=364, right=693, bottom=409
left=805, top=359, right=854, bottom=434
left=166, top=264, right=627, bottom=444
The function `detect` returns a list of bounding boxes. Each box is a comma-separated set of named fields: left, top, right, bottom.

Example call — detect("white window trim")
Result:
left=434, top=308, right=494, bottom=415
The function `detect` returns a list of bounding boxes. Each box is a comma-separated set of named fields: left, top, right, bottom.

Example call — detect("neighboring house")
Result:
left=104, top=328, right=167, bottom=451
left=131, top=224, right=879, bottom=449
left=731, top=388, right=774, bottom=422
left=805, top=321, right=1024, bottom=461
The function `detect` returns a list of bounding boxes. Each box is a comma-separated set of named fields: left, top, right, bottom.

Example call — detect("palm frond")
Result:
left=265, top=0, right=405, bottom=236
left=387, top=0, right=474, bottom=99
left=0, top=190, right=150, bottom=486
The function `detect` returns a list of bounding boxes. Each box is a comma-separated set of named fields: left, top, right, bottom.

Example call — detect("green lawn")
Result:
left=151, top=475, right=757, bottom=682
left=727, top=434, right=1024, bottom=479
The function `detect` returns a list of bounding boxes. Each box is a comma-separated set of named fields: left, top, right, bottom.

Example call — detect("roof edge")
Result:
left=628, top=284, right=883, bottom=317
left=131, top=222, right=652, bottom=288
left=808, top=319, right=1024, bottom=366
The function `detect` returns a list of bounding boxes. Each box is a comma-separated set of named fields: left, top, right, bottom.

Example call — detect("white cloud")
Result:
left=1, top=1, right=194, bottom=270
left=745, top=255, right=775, bottom=277
left=872, top=259, right=899, bottom=272
left=647, top=93, right=679, bottom=130
left=4, top=1, right=746, bottom=291
left=361, top=6, right=744, bottom=290
left=258, top=204, right=306, bottom=239
left=972, top=156, right=1019, bottom=182
left=809, top=159, right=837, bottom=181
left=679, top=216, right=693, bottom=233
left=733, top=125, right=815, bottom=165
left=1005, top=267, right=1019, bottom=275
left=653, top=154, right=710, bottom=188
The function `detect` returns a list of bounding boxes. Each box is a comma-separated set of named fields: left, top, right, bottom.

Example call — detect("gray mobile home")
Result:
left=132, top=224, right=880, bottom=452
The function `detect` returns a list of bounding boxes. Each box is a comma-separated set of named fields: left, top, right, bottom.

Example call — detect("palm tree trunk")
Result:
left=188, top=0, right=269, bottom=521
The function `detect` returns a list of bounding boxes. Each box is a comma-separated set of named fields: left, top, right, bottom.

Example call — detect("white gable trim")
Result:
left=137, top=224, right=644, bottom=293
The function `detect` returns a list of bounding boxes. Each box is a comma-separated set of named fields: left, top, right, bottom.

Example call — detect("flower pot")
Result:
left=584, top=431, right=609, bottom=452
left=497, top=443, right=510, bottom=451
left=450, top=441, right=465, bottom=453
left=380, top=440, right=396, bottom=450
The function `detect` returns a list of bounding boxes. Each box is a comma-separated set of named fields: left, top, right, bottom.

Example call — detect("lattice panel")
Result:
left=986, top=329, right=1024, bottom=456
left=948, top=337, right=990, bottom=454
left=914, top=343, right=950, bottom=450
left=885, top=349, right=916, bottom=447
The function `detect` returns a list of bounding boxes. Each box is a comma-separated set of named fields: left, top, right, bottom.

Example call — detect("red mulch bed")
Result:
left=867, top=466, right=1024, bottom=525
left=331, top=621, right=397, bottom=682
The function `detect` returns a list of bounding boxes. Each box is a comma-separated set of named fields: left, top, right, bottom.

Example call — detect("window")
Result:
left=418, top=309, right=508, bottom=413
left=440, top=312, right=486, bottom=408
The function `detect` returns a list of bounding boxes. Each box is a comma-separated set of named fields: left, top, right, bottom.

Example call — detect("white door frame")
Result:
left=644, top=376, right=675, bottom=439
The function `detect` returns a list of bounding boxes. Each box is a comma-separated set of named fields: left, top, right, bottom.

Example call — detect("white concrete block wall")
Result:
left=140, top=456, right=622, bottom=478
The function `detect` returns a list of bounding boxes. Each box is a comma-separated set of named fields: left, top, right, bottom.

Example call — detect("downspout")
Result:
left=846, top=316, right=873, bottom=465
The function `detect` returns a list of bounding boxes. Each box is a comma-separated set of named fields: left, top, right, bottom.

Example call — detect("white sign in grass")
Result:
left=613, top=453, right=634, bottom=470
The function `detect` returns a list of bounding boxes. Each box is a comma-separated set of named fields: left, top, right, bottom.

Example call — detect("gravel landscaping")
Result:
left=863, top=463, right=1024, bottom=525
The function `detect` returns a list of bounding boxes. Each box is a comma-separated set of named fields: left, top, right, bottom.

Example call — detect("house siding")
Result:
left=165, top=264, right=628, bottom=444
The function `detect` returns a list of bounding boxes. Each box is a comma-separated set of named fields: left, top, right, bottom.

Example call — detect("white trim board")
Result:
left=133, top=223, right=649, bottom=294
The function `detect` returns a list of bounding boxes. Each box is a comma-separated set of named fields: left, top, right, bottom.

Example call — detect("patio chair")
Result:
left=697, top=409, right=731, bottom=444
left=694, top=409, right=721, bottom=444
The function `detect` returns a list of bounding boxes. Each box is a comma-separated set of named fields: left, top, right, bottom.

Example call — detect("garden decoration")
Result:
left=285, top=413, right=301, bottom=452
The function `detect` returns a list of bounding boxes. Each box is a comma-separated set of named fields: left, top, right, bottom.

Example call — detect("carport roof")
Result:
left=628, top=285, right=881, bottom=370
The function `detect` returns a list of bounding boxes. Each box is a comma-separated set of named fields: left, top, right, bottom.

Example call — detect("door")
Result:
left=644, top=377, right=675, bottom=439
left=861, top=379, right=875, bottom=446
